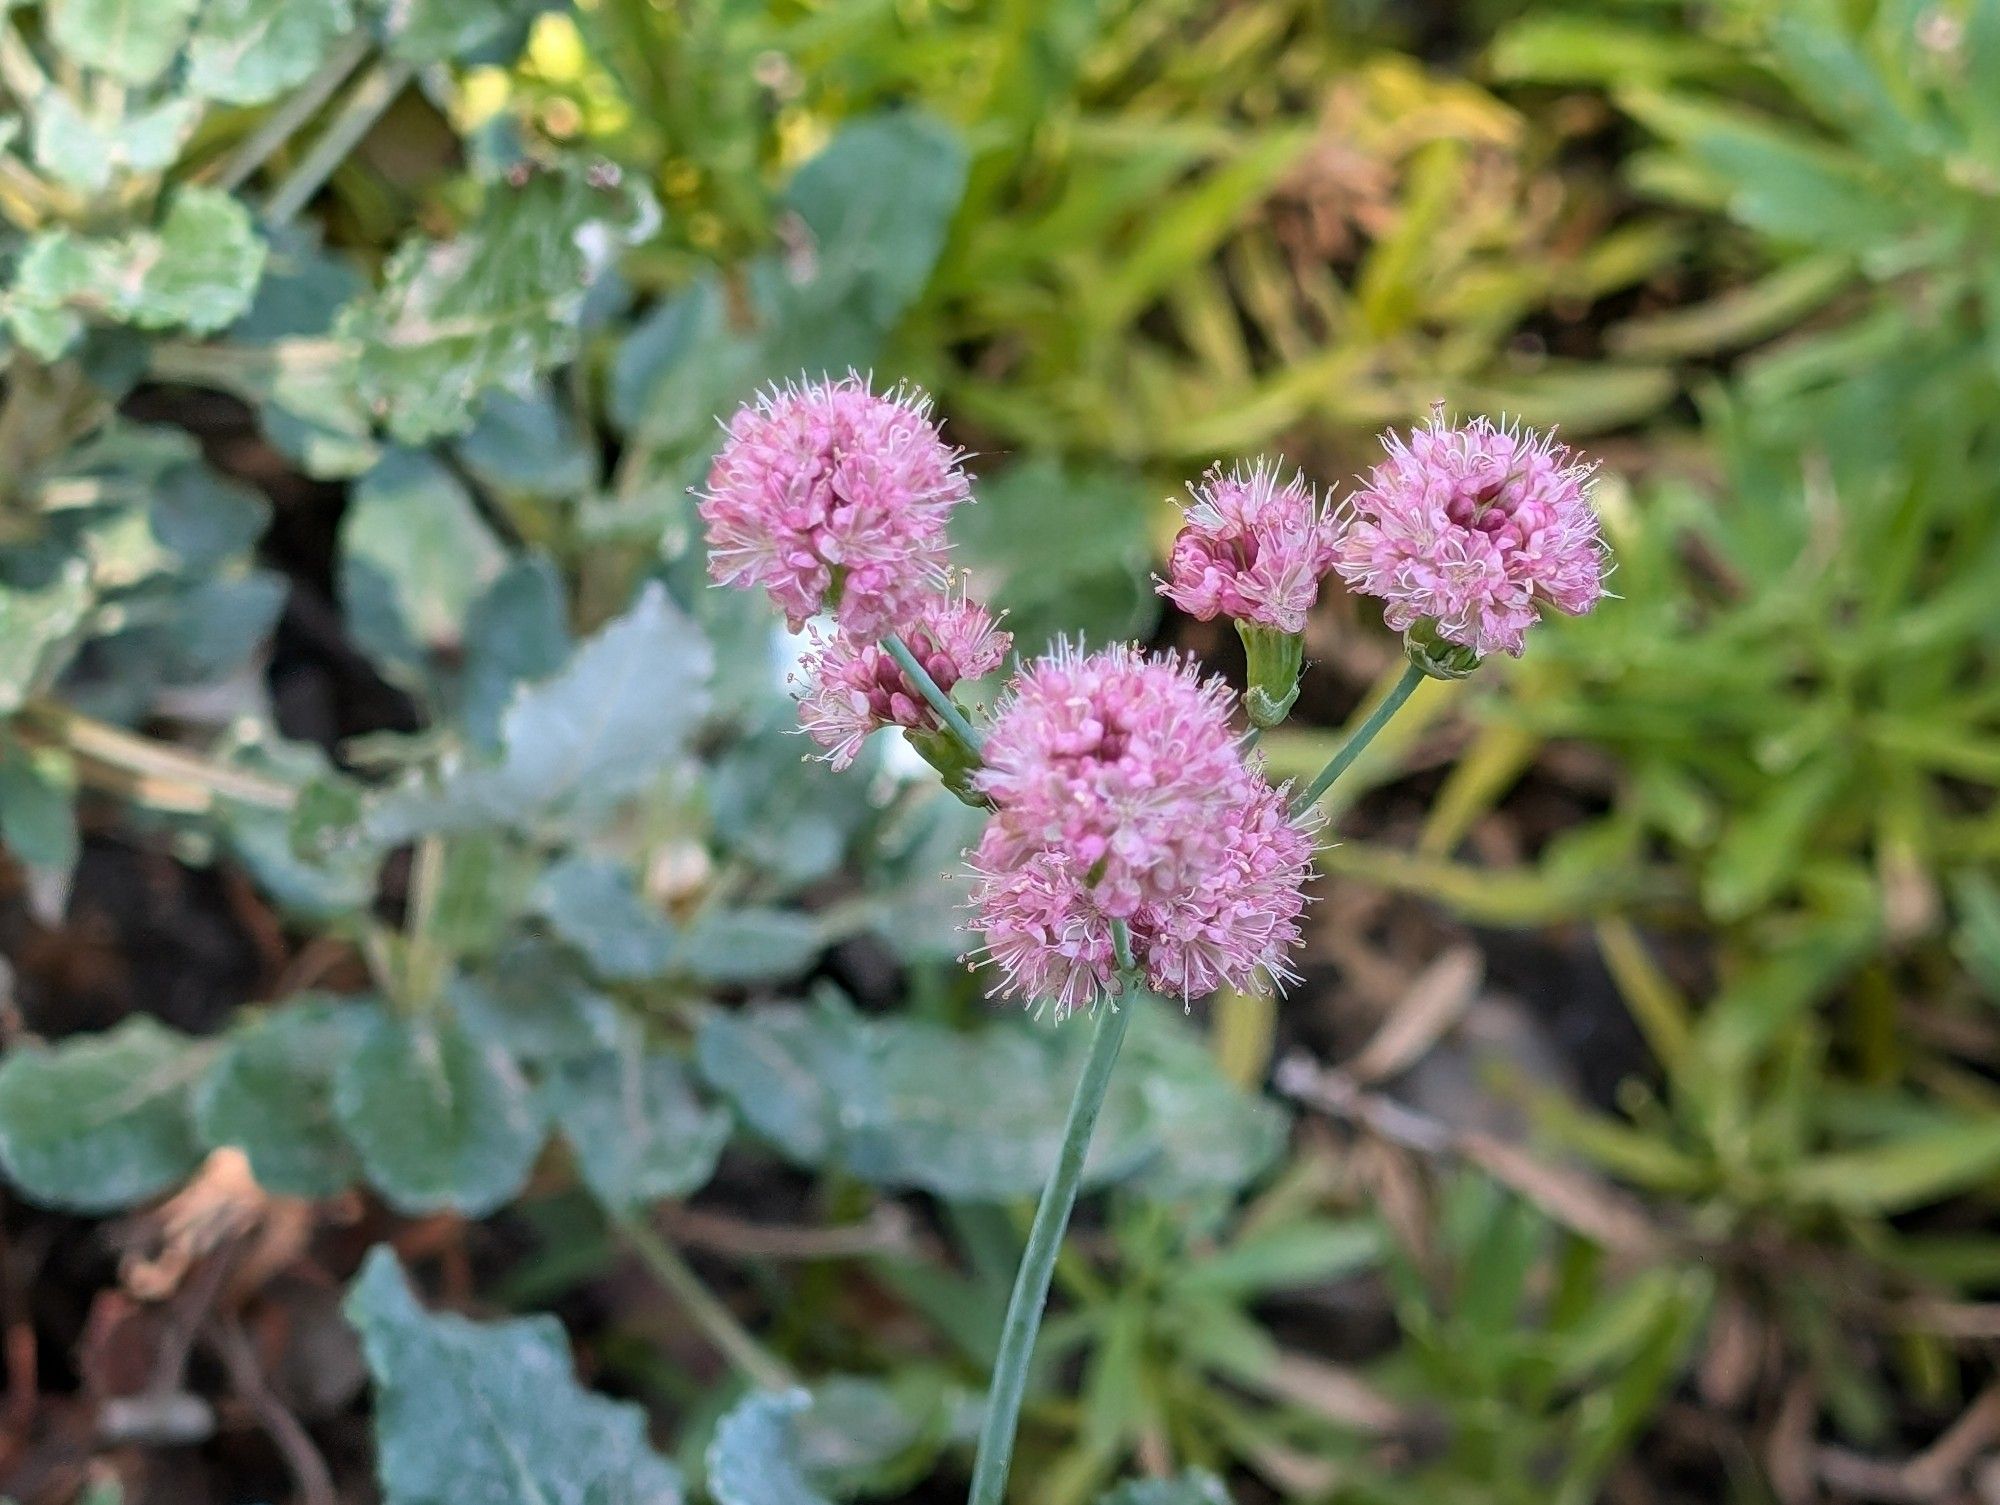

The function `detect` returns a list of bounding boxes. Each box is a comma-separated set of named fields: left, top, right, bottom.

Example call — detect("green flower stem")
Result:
left=967, top=931, right=1138, bottom=1505
left=213, top=29, right=374, bottom=193
left=1290, top=660, right=1425, bottom=818
left=884, top=632, right=986, bottom=758
left=13, top=699, right=295, bottom=812
left=264, top=57, right=416, bottom=226
left=618, top=1214, right=794, bottom=1392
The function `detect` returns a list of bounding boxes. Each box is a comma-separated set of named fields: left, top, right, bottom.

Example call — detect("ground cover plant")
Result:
left=0, top=2, right=1996, bottom=1504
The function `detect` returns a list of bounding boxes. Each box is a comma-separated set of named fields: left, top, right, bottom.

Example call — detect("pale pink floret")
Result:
left=967, top=644, right=1315, bottom=1016
left=795, top=593, right=1011, bottom=768
left=1334, top=411, right=1604, bottom=657
left=1133, top=777, right=1316, bottom=1001
left=965, top=847, right=1119, bottom=1020
left=698, top=376, right=972, bottom=636
left=973, top=645, right=1245, bottom=921
left=1160, top=461, right=1339, bottom=634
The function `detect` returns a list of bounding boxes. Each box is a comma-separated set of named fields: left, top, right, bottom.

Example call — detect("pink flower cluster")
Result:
left=698, top=376, right=971, bottom=636
left=1333, top=412, right=1604, bottom=657
left=796, top=593, right=1010, bottom=769
left=700, top=377, right=1607, bottom=1022
left=968, top=646, right=1314, bottom=1016
left=1161, top=462, right=1338, bottom=634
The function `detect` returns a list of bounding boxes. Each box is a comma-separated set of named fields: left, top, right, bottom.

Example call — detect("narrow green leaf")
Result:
left=1790, top=1120, right=2000, bottom=1212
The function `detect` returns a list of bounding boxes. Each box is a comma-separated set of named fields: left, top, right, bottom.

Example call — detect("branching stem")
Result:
left=884, top=632, right=986, bottom=758
left=618, top=1215, right=793, bottom=1391
left=1290, top=660, right=1425, bottom=818
left=264, top=58, right=415, bottom=226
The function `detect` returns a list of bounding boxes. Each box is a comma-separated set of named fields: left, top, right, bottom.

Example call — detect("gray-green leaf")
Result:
left=187, top=0, right=357, bottom=104
left=707, top=1391, right=825, bottom=1505
left=676, top=907, right=823, bottom=986
left=32, top=91, right=196, bottom=194
left=367, top=581, right=711, bottom=840
left=46, top=0, right=198, bottom=84
left=194, top=997, right=369, bottom=1198
left=531, top=855, right=677, bottom=981
left=696, top=1005, right=1154, bottom=1200
left=545, top=1039, right=729, bottom=1211
left=338, top=167, right=651, bottom=443
left=1098, top=1472, right=1232, bottom=1505
left=697, top=1003, right=1280, bottom=1201
left=459, top=552, right=572, bottom=751
left=344, top=1245, right=686, bottom=1505
left=707, top=1379, right=955, bottom=1505
left=0, top=554, right=92, bottom=713
left=0, top=737, right=79, bottom=879
left=450, top=944, right=623, bottom=1066
left=5, top=189, right=265, bottom=358
left=0, top=1017, right=205, bottom=1212
left=382, top=0, right=539, bottom=64
left=338, top=448, right=505, bottom=689
left=331, top=1011, right=545, bottom=1215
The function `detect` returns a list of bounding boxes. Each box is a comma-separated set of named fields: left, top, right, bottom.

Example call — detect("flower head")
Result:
left=1161, top=461, right=1338, bottom=634
left=967, top=644, right=1314, bottom=1016
left=795, top=592, right=1010, bottom=769
left=1334, top=409, right=1604, bottom=659
left=973, top=645, right=1245, bottom=919
left=699, top=375, right=971, bottom=635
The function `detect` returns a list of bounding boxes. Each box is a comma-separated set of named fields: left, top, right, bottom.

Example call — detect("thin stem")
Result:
left=966, top=969, right=1137, bottom=1505
left=263, top=58, right=414, bottom=226
left=0, top=20, right=52, bottom=106
left=398, top=835, right=449, bottom=1014
left=1290, top=660, right=1425, bottom=819
left=618, top=1215, right=794, bottom=1392
left=212, top=30, right=373, bottom=194
left=883, top=633, right=986, bottom=757
left=13, top=701, right=295, bottom=813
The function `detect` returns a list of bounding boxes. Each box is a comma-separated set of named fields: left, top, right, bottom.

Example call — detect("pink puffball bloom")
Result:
left=1161, top=460, right=1339, bottom=634
left=698, top=375, right=972, bottom=636
left=967, top=644, right=1314, bottom=1016
left=1334, top=410, right=1604, bottom=658
left=795, top=592, right=1011, bottom=769
left=973, top=645, right=1245, bottom=921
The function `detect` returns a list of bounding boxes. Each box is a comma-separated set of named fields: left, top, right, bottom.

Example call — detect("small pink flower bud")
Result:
left=1160, top=461, right=1338, bottom=636
left=795, top=592, right=1010, bottom=771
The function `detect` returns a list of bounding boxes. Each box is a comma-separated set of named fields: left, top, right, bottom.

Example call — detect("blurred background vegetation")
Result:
left=2, top=1, right=1997, bottom=1503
